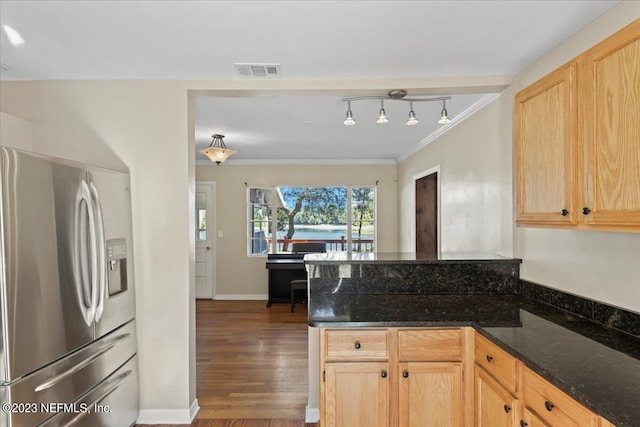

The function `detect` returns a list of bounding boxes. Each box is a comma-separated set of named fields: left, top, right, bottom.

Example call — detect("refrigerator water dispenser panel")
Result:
left=107, top=238, right=128, bottom=296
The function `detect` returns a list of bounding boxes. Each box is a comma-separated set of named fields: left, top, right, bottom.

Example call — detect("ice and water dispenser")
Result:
left=106, top=238, right=128, bottom=295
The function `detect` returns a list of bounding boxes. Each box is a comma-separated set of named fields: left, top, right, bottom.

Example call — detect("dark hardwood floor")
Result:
left=139, top=300, right=316, bottom=427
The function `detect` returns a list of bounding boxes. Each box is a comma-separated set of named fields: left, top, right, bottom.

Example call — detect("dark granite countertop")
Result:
left=304, top=251, right=523, bottom=264
left=309, top=294, right=640, bottom=426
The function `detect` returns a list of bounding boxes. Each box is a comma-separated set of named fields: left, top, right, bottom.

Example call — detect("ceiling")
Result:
left=0, top=1, right=621, bottom=163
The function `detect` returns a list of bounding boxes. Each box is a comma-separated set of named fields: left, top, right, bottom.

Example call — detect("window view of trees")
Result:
left=248, top=186, right=375, bottom=255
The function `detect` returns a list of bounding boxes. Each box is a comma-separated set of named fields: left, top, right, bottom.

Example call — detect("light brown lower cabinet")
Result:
left=474, top=366, right=519, bottom=427
left=323, top=362, right=389, bottom=427
left=521, top=407, right=551, bottom=427
left=320, top=327, right=468, bottom=427
left=320, top=328, right=618, bottom=427
left=398, top=362, right=463, bottom=426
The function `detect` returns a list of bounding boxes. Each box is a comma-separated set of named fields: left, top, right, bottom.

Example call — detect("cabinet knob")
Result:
left=402, top=371, right=409, bottom=378
left=381, top=370, right=387, bottom=378
left=561, top=209, right=569, bottom=216
left=520, top=421, right=528, bottom=427
left=504, top=404, right=511, bottom=413
left=582, top=207, right=591, bottom=215
left=354, top=341, right=361, bottom=349
left=545, top=400, right=554, bottom=411
left=486, top=355, right=493, bottom=362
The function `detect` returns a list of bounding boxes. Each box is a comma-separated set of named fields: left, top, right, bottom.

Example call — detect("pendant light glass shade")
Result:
left=344, top=101, right=356, bottom=125
left=200, top=134, right=237, bottom=165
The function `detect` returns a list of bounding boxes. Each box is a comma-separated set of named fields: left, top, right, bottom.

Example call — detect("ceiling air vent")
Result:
left=233, top=63, right=282, bottom=78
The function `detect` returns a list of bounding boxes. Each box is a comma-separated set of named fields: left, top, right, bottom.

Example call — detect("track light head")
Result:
left=377, top=100, right=388, bottom=124
left=438, top=100, right=451, bottom=124
left=406, top=102, right=419, bottom=126
left=344, top=101, right=356, bottom=125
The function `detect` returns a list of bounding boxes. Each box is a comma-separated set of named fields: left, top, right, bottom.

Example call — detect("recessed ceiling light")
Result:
left=2, top=25, right=25, bottom=45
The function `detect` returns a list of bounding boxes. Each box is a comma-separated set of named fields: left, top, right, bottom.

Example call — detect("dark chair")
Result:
left=290, top=242, right=326, bottom=312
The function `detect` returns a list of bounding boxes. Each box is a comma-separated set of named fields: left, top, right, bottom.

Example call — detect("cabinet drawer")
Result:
left=325, top=329, right=388, bottom=360
left=522, top=367, right=598, bottom=427
left=398, top=328, right=463, bottom=361
left=475, top=333, right=518, bottom=393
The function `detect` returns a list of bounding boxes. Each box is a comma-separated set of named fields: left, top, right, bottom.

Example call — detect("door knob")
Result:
left=206, top=246, right=211, bottom=251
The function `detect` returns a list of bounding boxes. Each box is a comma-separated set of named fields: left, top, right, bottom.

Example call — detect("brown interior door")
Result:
left=415, top=173, right=438, bottom=254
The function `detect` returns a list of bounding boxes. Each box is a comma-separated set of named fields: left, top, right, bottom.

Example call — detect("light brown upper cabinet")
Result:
left=516, top=62, right=578, bottom=225
left=582, top=20, right=640, bottom=228
left=516, top=19, right=640, bottom=232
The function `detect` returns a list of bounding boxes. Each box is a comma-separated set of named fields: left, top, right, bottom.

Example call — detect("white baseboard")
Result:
left=137, top=398, right=199, bottom=424
left=214, top=294, right=268, bottom=300
left=306, top=406, right=320, bottom=423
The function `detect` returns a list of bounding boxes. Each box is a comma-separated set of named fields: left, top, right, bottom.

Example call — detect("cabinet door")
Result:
left=515, top=62, right=578, bottom=225
left=324, top=362, right=389, bottom=427
left=475, top=367, right=518, bottom=427
left=521, top=407, right=550, bottom=427
left=583, top=20, right=640, bottom=228
left=398, top=362, right=463, bottom=427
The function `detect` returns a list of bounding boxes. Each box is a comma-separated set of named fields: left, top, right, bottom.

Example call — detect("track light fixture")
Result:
left=200, top=134, right=237, bottom=165
left=438, top=100, right=451, bottom=124
left=342, top=90, right=452, bottom=126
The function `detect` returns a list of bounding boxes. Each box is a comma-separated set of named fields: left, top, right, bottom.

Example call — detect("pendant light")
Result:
left=200, top=134, right=237, bottom=165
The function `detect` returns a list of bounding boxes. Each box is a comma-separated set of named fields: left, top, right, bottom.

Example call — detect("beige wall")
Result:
left=397, top=2, right=640, bottom=312
left=196, top=163, right=398, bottom=296
left=0, top=112, right=34, bottom=150
left=514, top=2, right=640, bottom=312
left=397, top=94, right=515, bottom=256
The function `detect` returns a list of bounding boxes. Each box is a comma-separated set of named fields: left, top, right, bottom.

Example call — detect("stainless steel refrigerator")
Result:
left=0, top=147, right=139, bottom=427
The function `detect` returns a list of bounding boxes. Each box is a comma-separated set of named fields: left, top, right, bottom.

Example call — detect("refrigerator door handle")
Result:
left=60, top=369, right=132, bottom=427
left=89, top=181, right=107, bottom=323
left=34, top=332, right=131, bottom=392
left=74, top=180, right=98, bottom=326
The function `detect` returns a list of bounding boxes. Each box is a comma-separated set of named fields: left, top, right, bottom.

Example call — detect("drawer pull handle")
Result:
left=402, top=371, right=409, bottom=378
left=545, top=400, right=554, bottom=411
left=503, top=404, right=511, bottom=413
left=561, top=209, right=569, bottom=216
left=354, top=341, right=361, bottom=349
left=582, top=207, right=591, bottom=215
left=520, top=421, right=528, bottom=427
left=381, top=370, right=387, bottom=378
left=486, top=355, right=493, bottom=362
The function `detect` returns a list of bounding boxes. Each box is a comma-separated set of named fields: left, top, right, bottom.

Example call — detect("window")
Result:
left=247, top=186, right=376, bottom=255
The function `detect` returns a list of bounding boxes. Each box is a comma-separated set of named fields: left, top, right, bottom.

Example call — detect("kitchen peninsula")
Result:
left=305, top=252, right=640, bottom=427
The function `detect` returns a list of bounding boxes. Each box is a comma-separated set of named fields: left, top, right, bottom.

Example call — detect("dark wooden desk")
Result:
left=265, top=253, right=306, bottom=307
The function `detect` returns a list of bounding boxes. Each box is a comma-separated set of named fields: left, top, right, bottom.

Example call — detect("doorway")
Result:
left=195, top=182, right=216, bottom=299
left=415, top=171, right=438, bottom=254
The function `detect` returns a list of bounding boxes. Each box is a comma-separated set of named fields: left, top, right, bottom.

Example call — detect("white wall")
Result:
left=0, top=112, right=34, bottom=150
left=196, top=163, right=398, bottom=297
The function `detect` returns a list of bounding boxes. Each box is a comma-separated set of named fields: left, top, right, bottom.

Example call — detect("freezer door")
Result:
left=87, top=167, right=135, bottom=339
left=39, top=354, right=139, bottom=427
left=0, top=320, right=136, bottom=427
left=0, top=148, right=94, bottom=383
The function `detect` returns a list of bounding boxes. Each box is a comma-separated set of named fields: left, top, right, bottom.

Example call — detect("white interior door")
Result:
left=195, top=183, right=215, bottom=299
